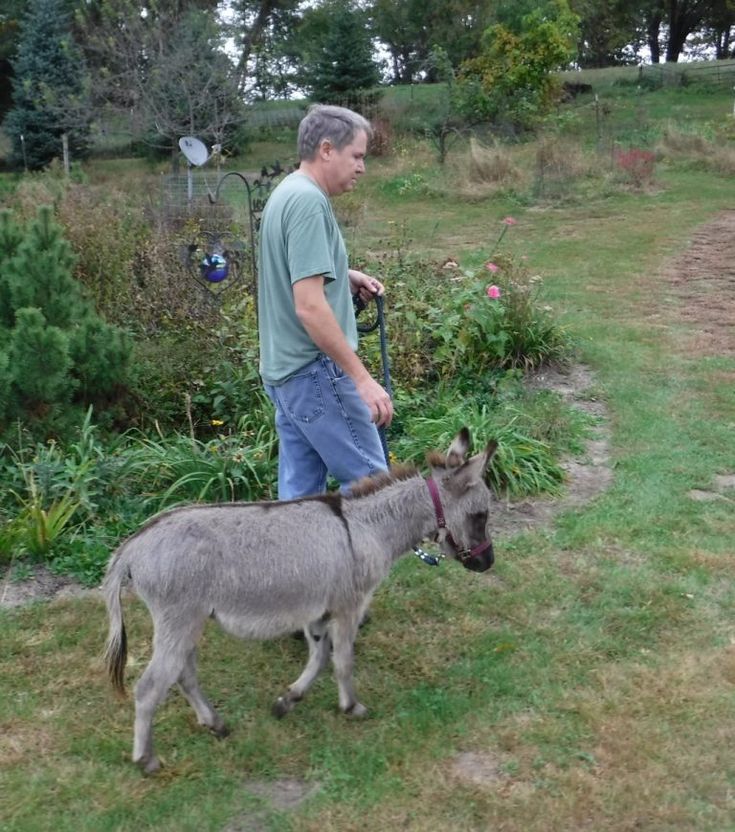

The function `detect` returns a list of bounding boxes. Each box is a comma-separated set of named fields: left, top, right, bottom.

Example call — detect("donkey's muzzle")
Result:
left=460, top=541, right=494, bottom=573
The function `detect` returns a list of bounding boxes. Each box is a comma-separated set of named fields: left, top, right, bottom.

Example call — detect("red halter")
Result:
left=424, top=477, right=492, bottom=568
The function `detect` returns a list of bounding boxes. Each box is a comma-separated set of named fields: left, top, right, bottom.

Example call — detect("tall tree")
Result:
left=0, top=0, right=28, bottom=120
left=665, top=0, right=711, bottom=60
left=3, top=0, right=92, bottom=170
left=243, top=1, right=303, bottom=100
left=298, top=1, right=380, bottom=106
left=570, top=0, right=641, bottom=66
left=370, top=0, right=493, bottom=83
left=638, top=0, right=714, bottom=62
left=229, top=0, right=301, bottom=92
left=703, top=0, right=735, bottom=57
left=79, top=1, right=243, bottom=162
left=458, top=0, right=579, bottom=129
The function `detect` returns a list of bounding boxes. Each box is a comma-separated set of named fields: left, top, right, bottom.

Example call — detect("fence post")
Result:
left=62, top=133, right=70, bottom=176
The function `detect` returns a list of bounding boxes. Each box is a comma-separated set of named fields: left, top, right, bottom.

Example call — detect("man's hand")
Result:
left=293, top=275, right=394, bottom=427
left=355, top=375, right=393, bottom=427
left=349, top=269, right=384, bottom=304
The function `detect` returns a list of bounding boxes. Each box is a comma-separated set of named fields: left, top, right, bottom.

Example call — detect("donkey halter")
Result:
left=424, top=477, right=492, bottom=568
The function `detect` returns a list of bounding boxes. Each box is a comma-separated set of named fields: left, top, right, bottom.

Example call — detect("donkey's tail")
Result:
left=102, top=550, right=130, bottom=697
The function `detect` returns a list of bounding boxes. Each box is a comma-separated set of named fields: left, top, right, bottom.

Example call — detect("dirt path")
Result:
left=663, top=209, right=735, bottom=359
left=487, top=363, right=613, bottom=539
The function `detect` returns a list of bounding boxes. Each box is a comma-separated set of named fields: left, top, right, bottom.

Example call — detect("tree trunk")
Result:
left=236, top=0, right=279, bottom=92
left=647, top=12, right=663, bottom=63
left=715, top=26, right=732, bottom=59
left=665, top=0, right=707, bottom=63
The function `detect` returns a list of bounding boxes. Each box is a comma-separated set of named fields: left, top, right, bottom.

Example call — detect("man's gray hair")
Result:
left=297, top=105, right=373, bottom=161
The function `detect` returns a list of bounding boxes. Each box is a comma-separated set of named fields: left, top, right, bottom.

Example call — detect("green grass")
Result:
left=2, top=78, right=735, bottom=830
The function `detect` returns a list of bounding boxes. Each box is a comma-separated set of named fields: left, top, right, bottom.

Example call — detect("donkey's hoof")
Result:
left=271, top=696, right=292, bottom=719
left=135, top=755, right=162, bottom=775
left=343, top=702, right=368, bottom=719
left=210, top=722, right=230, bottom=739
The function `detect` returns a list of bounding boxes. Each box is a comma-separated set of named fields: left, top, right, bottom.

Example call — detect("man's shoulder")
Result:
left=270, top=172, right=326, bottom=207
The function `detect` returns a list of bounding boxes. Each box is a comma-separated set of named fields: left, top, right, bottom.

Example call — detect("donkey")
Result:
left=103, top=428, right=497, bottom=773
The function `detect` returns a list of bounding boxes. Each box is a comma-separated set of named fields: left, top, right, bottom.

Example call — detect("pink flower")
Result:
left=486, top=285, right=501, bottom=299
left=503, top=216, right=517, bottom=226
left=485, top=261, right=499, bottom=273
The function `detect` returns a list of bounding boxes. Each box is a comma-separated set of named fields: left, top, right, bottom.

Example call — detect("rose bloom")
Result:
left=486, top=285, right=501, bottom=299
left=503, top=216, right=517, bottom=225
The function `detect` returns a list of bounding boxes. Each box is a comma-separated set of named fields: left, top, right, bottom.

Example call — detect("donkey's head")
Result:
left=426, top=428, right=498, bottom=573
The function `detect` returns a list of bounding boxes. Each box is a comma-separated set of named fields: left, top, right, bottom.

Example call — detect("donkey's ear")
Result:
left=446, top=427, right=471, bottom=468
left=449, top=439, right=498, bottom=492
left=484, top=440, right=498, bottom=466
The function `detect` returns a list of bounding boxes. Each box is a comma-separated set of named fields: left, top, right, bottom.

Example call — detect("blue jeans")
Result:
left=265, top=356, right=388, bottom=500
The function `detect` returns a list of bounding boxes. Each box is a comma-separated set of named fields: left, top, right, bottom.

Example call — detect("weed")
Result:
left=614, top=147, right=656, bottom=188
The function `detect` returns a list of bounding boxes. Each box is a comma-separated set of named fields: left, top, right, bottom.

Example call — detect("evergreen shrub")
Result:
left=0, top=206, right=131, bottom=434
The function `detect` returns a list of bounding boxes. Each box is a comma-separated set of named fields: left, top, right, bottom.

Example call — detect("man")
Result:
left=258, top=104, right=393, bottom=500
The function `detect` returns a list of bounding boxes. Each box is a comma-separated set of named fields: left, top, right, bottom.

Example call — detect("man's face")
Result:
left=325, top=130, right=368, bottom=196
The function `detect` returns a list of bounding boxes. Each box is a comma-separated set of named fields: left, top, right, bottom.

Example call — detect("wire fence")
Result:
left=640, top=59, right=735, bottom=88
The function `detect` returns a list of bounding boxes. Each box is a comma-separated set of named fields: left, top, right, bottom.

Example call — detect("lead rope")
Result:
left=356, top=292, right=441, bottom=567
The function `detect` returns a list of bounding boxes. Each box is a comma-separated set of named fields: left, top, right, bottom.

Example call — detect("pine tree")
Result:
left=9, top=307, right=74, bottom=407
left=68, top=312, right=131, bottom=399
left=300, top=1, right=381, bottom=108
left=0, top=210, right=24, bottom=328
left=3, top=0, right=92, bottom=170
left=0, top=350, right=12, bottom=423
left=5, top=207, right=80, bottom=328
left=0, top=207, right=131, bottom=429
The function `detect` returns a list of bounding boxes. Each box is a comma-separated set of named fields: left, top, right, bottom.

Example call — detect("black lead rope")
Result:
left=354, top=292, right=441, bottom=568
left=375, top=294, right=392, bottom=466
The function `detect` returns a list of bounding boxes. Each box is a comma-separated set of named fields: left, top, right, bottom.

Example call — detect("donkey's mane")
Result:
left=425, top=450, right=449, bottom=468
left=348, top=463, right=420, bottom=498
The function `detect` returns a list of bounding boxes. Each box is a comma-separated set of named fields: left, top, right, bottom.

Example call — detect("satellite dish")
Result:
left=179, top=136, right=209, bottom=166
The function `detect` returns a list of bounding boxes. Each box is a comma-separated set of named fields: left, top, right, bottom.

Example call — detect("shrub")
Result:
left=431, top=251, right=571, bottom=381
left=53, top=183, right=231, bottom=433
left=614, top=147, right=655, bottom=188
left=655, top=126, right=735, bottom=176
left=0, top=206, right=131, bottom=435
left=533, top=136, right=593, bottom=199
left=457, top=3, right=579, bottom=130
left=468, top=137, right=522, bottom=186
left=369, top=117, right=393, bottom=157
left=353, top=250, right=446, bottom=391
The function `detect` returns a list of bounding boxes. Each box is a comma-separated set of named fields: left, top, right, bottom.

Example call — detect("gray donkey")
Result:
left=104, top=428, right=497, bottom=773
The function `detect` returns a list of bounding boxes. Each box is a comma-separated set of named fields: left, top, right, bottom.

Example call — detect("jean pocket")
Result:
left=323, top=357, right=346, bottom=381
left=280, top=369, right=325, bottom=423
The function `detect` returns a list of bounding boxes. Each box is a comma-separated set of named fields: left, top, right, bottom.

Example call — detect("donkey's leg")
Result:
left=177, top=647, right=229, bottom=738
left=272, top=619, right=332, bottom=718
left=133, top=618, right=203, bottom=774
left=330, top=612, right=368, bottom=717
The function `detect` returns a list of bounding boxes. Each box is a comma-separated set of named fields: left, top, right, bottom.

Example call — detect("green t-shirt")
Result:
left=257, top=172, right=357, bottom=385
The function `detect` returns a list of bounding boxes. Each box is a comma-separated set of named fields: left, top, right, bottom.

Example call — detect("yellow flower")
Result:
left=210, top=419, right=224, bottom=426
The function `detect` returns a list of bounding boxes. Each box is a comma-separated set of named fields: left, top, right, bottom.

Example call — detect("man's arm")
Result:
left=293, top=275, right=393, bottom=427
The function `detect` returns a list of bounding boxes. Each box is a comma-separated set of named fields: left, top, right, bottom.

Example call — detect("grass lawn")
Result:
left=2, top=84, right=735, bottom=831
